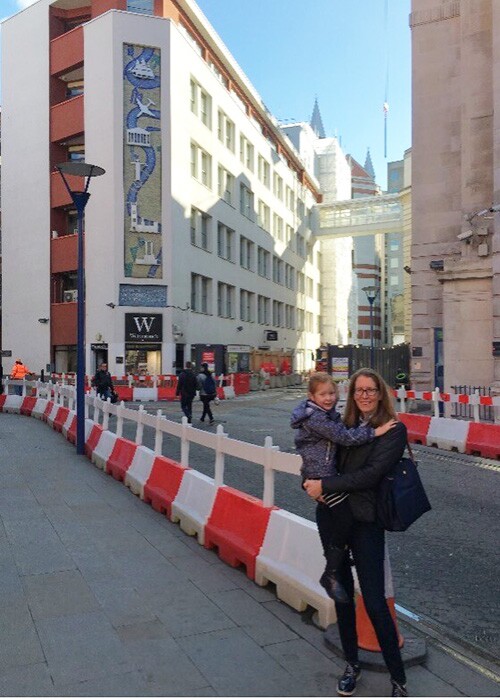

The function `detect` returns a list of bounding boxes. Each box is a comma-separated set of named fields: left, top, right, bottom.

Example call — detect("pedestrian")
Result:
left=291, top=372, right=396, bottom=604
left=197, top=362, right=217, bottom=424
left=91, top=362, right=114, bottom=401
left=304, top=368, right=408, bottom=698
left=175, top=361, right=198, bottom=423
left=10, top=358, right=32, bottom=396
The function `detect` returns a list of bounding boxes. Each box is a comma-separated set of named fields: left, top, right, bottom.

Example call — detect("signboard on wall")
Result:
left=201, top=350, right=215, bottom=372
left=125, top=314, right=163, bottom=343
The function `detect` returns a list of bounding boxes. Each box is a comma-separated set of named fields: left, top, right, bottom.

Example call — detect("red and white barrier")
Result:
left=125, top=445, right=156, bottom=498
left=91, top=430, right=118, bottom=470
left=204, top=486, right=277, bottom=580
left=170, top=470, right=218, bottom=545
left=255, top=510, right=337, bottom=628
left=143, top=456, right=189, bottom=517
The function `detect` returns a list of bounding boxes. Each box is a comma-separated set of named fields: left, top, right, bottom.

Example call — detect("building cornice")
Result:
left=409, top=0, right=460, bottom=29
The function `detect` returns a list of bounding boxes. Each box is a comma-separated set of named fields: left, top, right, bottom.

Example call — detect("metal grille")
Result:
left=451, top=385, right=493, bottom=422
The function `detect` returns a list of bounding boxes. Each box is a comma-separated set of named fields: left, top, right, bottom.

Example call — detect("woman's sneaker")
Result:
left=337, top=662, right=361, bottom=696
left=391, top=680, right=408, bottom=697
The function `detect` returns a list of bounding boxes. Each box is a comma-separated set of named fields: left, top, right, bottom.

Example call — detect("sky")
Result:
left=0, top=0, right=412, bottom=191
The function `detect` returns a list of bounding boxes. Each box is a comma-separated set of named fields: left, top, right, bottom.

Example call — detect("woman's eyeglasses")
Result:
left=354, top=387, right=378, bottom=397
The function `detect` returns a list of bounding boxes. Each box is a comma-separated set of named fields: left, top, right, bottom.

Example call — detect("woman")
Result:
left=304, top=368, right=408, bottom=698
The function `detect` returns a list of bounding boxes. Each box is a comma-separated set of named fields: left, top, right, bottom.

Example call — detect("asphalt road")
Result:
left=116, top=388, right=500, bottom=662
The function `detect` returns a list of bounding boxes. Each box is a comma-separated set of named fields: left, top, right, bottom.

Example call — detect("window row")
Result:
left=190, top=209, right=317, bottom=292
left=190, top=145, right=312, bottom=251
left=189, top=79, right=307, bottom=215
left=191, top=274, right=318, bottom=330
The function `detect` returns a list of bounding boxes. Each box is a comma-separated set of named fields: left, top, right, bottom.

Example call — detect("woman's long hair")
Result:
left=343, top=368, right=397, bottom=428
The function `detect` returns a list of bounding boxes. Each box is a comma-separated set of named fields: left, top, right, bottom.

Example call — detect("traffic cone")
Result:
left=354, top=543, right=404, bottom=651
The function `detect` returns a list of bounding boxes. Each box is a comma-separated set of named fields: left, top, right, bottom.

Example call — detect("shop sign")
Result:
left=116, top=356, right=124, bottom=364
left=125, top=314, right=163, bottom=343
left=201, top=350, right=215, bottom=372
left=330, top=357, right=349, bottom=381
left=265, top=331, right=278, bottom=341
left=227, top=345, right=251, bottom=353
left=91, top=343, right=108, bottom=351
left=1, top=350, right=12, bottom=357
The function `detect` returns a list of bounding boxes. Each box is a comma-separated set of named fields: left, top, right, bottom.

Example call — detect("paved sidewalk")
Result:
left=0, top=413, right=498, bottom=697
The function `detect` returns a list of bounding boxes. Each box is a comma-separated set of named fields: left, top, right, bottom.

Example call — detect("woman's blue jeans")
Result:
left=317, top=504, right=406, bottom=685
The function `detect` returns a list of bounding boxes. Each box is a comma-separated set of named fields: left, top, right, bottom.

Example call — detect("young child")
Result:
left=291, top=372, right=396, bottom=603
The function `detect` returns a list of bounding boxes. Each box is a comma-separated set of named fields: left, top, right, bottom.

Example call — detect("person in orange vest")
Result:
left=10, top=359, right=32, bottom=396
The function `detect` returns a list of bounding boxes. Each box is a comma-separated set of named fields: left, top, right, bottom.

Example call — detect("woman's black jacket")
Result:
left=321, top=421, right=407, bottom=523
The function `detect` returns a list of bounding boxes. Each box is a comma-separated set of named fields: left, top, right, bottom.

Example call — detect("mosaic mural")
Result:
left=123, top=44, right=162, bottom=278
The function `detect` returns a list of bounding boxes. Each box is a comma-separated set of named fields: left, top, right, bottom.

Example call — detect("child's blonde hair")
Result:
left=307, top=371, right=339, bottom=397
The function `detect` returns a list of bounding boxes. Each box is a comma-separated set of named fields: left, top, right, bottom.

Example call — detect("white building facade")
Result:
left=1, top=0, right=321, bottom=377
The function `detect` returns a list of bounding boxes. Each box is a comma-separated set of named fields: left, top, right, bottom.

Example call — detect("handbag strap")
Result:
left=406, top=440, right=416, bottom=463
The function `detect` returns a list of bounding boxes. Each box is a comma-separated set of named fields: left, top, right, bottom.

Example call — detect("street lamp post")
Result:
left=362, top=285, right=379, bottom=369
left=55, top=162, right=105, bottom=455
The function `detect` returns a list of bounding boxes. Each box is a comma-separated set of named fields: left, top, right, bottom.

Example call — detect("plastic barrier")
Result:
left=426, top=416, right=470, bottom=452
left=143, top=456, right=189, bottom=517
left=20, top=396, right=38, bottom=416
left=255, top=509, right=337, bottom=629
left=31, top=398, right=49, bottom=419
left=157, top=386, right=177, bottom=401
left=106, top=437, right=138, bottom=482
left=42, top=401, right=55, bottom=423
left=62, top=410, right=75, bottom=439
left=233, top=373, right=250, bottom=395
left=124, top=446, right=156, bottom=498
left=66, top=415, right=78, bottom=444
left=1, top=395, right=24, bottom=414
left=52, top=407, right=70, bottom=433
left=465, top=423, right=500, bottom=459
left=397, top=413, right=431, bottom=445
left=170, top=470, right=218, bottom=545
left=46, top=402, right=61, bottom=427
left=115, top=386, right=133, bottom=402
left=91, top=430, right=118, bottom=469
left=0, top=395, right=6, bottom=411
left=204, top=486, right=276, bottom=580
left=222, top=385, right=235, bottom=399
left=85, top=423, right=104, bottom=460
left=133, top=387, right=157, bottom=402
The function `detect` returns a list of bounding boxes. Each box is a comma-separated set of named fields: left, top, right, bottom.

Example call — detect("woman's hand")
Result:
left=303, top=479, right=323, bottom=500
left=374, top=418, right=398, bottom=437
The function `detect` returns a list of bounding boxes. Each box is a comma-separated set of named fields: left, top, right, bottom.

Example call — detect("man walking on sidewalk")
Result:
left=176, top=361, right=198, bottom=423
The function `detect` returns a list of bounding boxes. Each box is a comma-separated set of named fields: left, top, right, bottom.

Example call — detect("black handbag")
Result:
left=376, top=442, right=431, bottom=532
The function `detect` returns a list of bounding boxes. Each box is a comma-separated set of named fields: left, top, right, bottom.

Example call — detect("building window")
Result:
left=258, top=295, right=270, bottom=325
left=273, top=213, right=283, bottom=241
left=285, top=264, right=295, bottom=290
left=297, top=307, right=305, bottom=331
left=296, top=233, right=306, bottom=258
left=190, top=78, right=212, bottom=128
left=191, top=142, right=212, bottom=188
left=273, top=173, right=283, bottom=200
left=258, top=155, right=271, bottom=188
left=272, top=256, right=284, bottom=285
left=297, top=271, right=305, bottom=294
left=218, top=109, right=235, bottom=152
left=217, top=282, right=235, bottom=318
left=240, top=134, right=254, bottom=172
left=240, top=289, right=254, bottom=322
left=240, top=184, right=254, bottom=221
left=127, top=0, right=153, bottom=14
left=285, top=304, right=295, bottom=329
left=66, top=80, right=83, bottom=98
left=217, top=223, right=234, bottom=262
left=217, top=166, right=234, bottom=205
left=240, top=236, right=254, bottom=270
left=272, top=300, right=284, bottom=327
left=191, top=273, right=211, bottom=314
left=286, top=186, right=295, bottom=212
left=258, top=246, right=270, bottom=278
left=258, top=200, right=270, bottom=232
left=190, top=207, right=211, bottom=251
left=306, top=276, right=313, bottom=297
